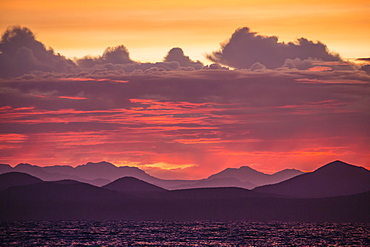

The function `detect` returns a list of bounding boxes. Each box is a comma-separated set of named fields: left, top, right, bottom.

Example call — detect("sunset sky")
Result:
left=0, top=0, right=369, bottom=179
left=1, top=0, right=370, bottom=63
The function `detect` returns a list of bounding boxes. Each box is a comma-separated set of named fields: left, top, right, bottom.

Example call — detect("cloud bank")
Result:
left=1, top=25, right=357, bottom=79
left=0, top=25, right=369, bottom=178
left=1, top=68, right=369, bottom=178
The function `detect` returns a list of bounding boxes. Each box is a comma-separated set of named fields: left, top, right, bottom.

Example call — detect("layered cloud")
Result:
left=207, top=27, right=342, bottom=69
left=357, top=58, right=370, bottom=62
left=0, top=25, right=369, bottom=178
left=1, top=68, right=369, bottom=178
left=357, top=58, right=370, bottom=75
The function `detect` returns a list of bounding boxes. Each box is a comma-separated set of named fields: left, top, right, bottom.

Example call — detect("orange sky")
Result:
left=1, top=0, right=369, bottom=63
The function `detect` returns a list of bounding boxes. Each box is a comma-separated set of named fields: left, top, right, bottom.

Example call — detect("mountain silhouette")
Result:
left=13, top=163, right=91, bottom=183
left=102, top=176, right=167, bottom=193
left=0, top=180, right=122, bottom=201
left=168, top=187, right=271, bottom=199
left=0, top=162, right=261, bottom=189
left=253, top=160, right=370, bottom=198
left=171, top=177, right=255, bottom=190
left=52, top=179, right=85, bottom=185
left=0, top=164, right=12, bottom=174
left=0, top=178, right=368, bottom=222
left=8, top=162, right=155, bottom=187
left=0, top=172, right=42, bottom=191
left=207, top=166, right=303, bottom=188
left=0, top=168, right=369, bottom=222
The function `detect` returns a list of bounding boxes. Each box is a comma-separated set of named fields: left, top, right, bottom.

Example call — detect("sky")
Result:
left=1, top=0, right=370, bottom=63
left=0, top=0, right=369, bottom=179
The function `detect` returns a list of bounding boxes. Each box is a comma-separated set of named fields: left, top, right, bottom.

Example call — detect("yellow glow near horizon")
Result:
left=1, top=0, right=369, bottom=63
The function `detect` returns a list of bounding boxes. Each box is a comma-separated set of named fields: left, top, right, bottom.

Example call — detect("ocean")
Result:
left=1, top=220, right=369, bottom=246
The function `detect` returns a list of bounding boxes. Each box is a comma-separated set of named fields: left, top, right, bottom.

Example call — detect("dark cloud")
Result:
left=2, top=69, right=369, bottom=111
left=357, top=58, right=370, bottom=75
left=163, top=47, right=203, bottom=69
left=207, top=27, right=341, bottom=69
left=360, top=65, right=370, bottom=75
left=203, top=63, right=229, bottom=70
left=1, top=68, right=369, bottom=175
left=0, top=26, right=76, bottom=77
left=357, top=58, right=370, bottom=62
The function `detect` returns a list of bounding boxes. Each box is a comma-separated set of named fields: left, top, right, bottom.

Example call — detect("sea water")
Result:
left=0, top=221, right=369, bottom=246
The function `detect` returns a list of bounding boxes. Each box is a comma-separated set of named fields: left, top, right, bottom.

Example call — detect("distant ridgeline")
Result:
left=0, top=161, right=304, bottom=189
left=0, top=160, right=369, bottom=222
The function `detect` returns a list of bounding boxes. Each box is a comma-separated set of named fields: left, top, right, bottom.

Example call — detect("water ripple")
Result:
left=0, top=221, right=369, bottom=246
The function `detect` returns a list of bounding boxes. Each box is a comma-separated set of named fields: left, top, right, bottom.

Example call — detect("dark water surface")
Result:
left=0, top=221, right=369, bottom=246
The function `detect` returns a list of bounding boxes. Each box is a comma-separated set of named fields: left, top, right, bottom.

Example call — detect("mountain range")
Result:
left=253, top=160, right=370, bottom=198
left=0, top=160, right=369, bottom=222
left=0, top=161, right=303, bottom=189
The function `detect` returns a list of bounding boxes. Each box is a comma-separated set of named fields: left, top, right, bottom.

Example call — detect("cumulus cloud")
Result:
left=0, top=26, right=76, bottom=77
left=77, top=45, right=135, bottom=68
left=249, top=62, right=266, bottom=71
left=0, top=26, right=205, bottom=78
left=163, top=47, right=203, bottom=69
left=283, top=58, right=316, bottom=70
left=0, top=25, right=352, bottom=78
left=203, top=63, right=229, bottom=70
left=207, top=27, right=341, bottom=69
left=77, top=46, right=203, bottom=73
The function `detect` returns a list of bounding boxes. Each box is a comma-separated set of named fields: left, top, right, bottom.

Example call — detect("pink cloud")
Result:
left=0, top=69, right=369, bottom=178
left=308, top=66, right=333, bottom=72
